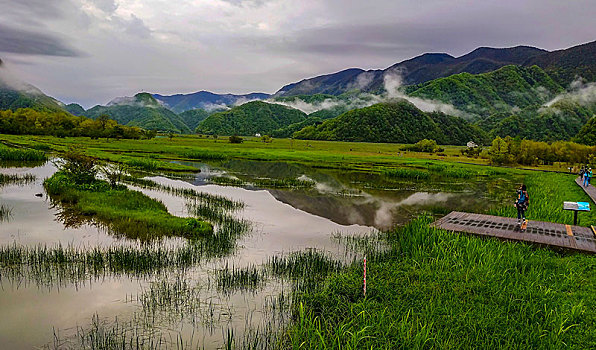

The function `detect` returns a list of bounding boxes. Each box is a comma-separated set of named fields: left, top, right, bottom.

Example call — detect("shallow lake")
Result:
left=0, top=159, right=514, bottom=349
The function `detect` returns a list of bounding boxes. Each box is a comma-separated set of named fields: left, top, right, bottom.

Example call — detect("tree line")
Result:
left=0, top=108, right=156, bottom=139
left=487, top=136, right=595, bottom=166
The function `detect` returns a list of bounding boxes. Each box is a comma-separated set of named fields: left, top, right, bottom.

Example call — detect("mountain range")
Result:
left=0, top=40, right=594, bottom=143
left=153, top=91, right=270, bottom=113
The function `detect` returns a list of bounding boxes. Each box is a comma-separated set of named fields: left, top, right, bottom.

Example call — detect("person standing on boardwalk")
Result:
left=515, top=184, right=529, bottom=226
left=584, top=168, right=593, bottom=187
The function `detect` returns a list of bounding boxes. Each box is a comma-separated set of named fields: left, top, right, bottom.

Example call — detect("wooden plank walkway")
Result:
left=433, top=211, right=596, bottom=254
left=576, top=177, right=596, bottom=203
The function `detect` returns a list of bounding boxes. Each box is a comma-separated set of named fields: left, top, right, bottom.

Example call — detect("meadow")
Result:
left=285, top=170, right=596, bottom=349
left=1, top=135, right=595, bottom=349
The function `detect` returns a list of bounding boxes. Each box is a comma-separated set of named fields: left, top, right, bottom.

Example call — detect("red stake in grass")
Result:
left=363, top=255, right=367, bottom=298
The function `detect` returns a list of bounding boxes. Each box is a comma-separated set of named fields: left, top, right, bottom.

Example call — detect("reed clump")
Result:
left=382, top=167, right=430, bottom=180
left=0, top=145, right=47, bottom=161
left=0, top=173, right=36, bottom=187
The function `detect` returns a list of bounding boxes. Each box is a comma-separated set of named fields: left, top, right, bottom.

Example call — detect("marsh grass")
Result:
left=51, top=313, right=190, bottom=350
left=268, top=249, right=343, bottom=294
left=0, top=173, right=36, bottom=187
left=0, top=203, right=12, bottom=222
left=0, top=242, right=211, bottom=288
left=123, top=175, right=243, bottom=211
left=0, top=145, right=47, bottom=161
left=210, top=175, right=315, bottom=189
left=382, top=168, right=429, bottom=180
left=125, top=158, right=160, bottom=171
left=44, top=172, right=212, bottom=240
left=209, top=176, right=245, bottom=187
left=180, top=149, right=227, bottom=160
left=285, top=215, right=595, bottom=349
left=216, top=264, right=264, bottom=294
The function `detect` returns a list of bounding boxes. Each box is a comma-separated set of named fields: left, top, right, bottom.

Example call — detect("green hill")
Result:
left=178, top=108, right=220, bottom=130
left=293, top=100, right=487, bottom=145
left=405, top=65, right=564, bottom=117
left=195, top=101, right=307, bottom=136
left=85, top=93, right=192, bottom=133
left=574, top=116, right=596, bottom=145
left=65, top=103, right=86, bottom=116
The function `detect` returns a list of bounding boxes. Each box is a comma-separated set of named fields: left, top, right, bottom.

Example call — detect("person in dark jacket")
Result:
left=515, top=184, right=529, bottom=226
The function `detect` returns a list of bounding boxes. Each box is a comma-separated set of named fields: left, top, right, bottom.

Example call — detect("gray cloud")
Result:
left=0, top=0, right=594, bottom=108
left=0, top=24, right=80, bottom=56
left=91, top=0, right=118, bottom=13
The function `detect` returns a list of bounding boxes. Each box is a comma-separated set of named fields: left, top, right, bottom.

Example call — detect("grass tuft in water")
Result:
left=0, top=145, right=47, bottom=161
left=0, top=173, right=36, bottom=187
left=382, top=167, right=430, bottom=180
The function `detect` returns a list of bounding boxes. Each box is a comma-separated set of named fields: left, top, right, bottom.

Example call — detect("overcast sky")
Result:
left=0, top=0, right=594, bottom=108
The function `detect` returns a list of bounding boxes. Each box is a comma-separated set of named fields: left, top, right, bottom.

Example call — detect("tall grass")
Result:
left=125, top=158, right=160, bottom=171
left=180, top=149, right=227, bottom=160
left=0, top=242, right=211, bottom=288
left=287, top=216, right=593, bottom=348
left=0, top=145, right=47, bottom=161
left=382, top=168, right=430, bottom=180
left=0, top=173, right=36, bottom=187
left=123, top=175, right=243, bottom=211
left=0, top=204, right=12, bottom=222
left=210, top=175, right=315, bottom=189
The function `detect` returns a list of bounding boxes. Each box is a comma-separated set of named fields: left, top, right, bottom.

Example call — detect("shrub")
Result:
left=401, top=139, right=440, bottom=153
left=229, top=135, right=243, bottom=144
left=55, top=148, right=97, bottom=185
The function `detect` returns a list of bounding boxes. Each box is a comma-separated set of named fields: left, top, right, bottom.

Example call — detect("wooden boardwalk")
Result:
left=433, top=211, right=596, bottom=254
left=576, top=177, right=596, bottom=202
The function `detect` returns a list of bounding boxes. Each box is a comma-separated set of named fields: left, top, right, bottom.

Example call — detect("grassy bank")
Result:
left=286, top=171, right=596, bottom=348
left=44, top=171, right=212, bottom=240
left=0, top=134, right=515, bottom=174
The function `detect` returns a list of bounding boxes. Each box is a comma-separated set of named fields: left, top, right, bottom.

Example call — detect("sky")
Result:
left=0, top=0, right=594, bottom=108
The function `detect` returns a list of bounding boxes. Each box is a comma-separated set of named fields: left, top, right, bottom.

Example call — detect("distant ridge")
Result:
left=276, top=45, right=548, bottom=96
left=523, top=40, right=596, bottom=85
left=153, top=91, right=270, bottom=113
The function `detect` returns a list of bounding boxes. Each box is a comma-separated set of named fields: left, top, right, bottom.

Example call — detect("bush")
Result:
left=229, top=135, right=243, bottom=144
left=261, top=135, right=273, bottom=143
left=55, top=148, right=98, bottom=185
left=401, top=139, right=440, bottom=153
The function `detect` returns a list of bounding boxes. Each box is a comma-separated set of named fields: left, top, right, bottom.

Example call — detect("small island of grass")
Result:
left=44, top=151, right=212, bottom=240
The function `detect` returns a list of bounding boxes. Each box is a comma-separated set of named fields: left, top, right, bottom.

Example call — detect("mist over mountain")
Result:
left=292, top=100, right=486, bottom=145
left=0, top=62, right=67, bottom=113
left=276, top=45, right=548, bottom=97
left=86, top=93, right=192, bottom=133
left=153, top=91, right=271, bottom=113
left=1, top=40, right=595, bottom=143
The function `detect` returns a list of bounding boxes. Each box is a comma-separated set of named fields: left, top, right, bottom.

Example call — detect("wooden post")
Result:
left=363, top=255, right=367, bottom=298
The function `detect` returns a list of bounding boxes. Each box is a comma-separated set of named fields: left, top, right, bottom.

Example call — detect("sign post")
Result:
left=563, top=201, right=591, bottom=225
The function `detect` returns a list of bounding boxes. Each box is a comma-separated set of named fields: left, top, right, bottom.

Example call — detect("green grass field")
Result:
left=3, top=134, right=594, bottom=348
left=0, top=134, right=497, bottom=173
left=286, top=171, right=596, bottom=349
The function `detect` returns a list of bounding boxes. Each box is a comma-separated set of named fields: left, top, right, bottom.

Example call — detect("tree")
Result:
left=488, top=136, right=510, bottom=164
left=229, top=135, right=243, bottom=144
